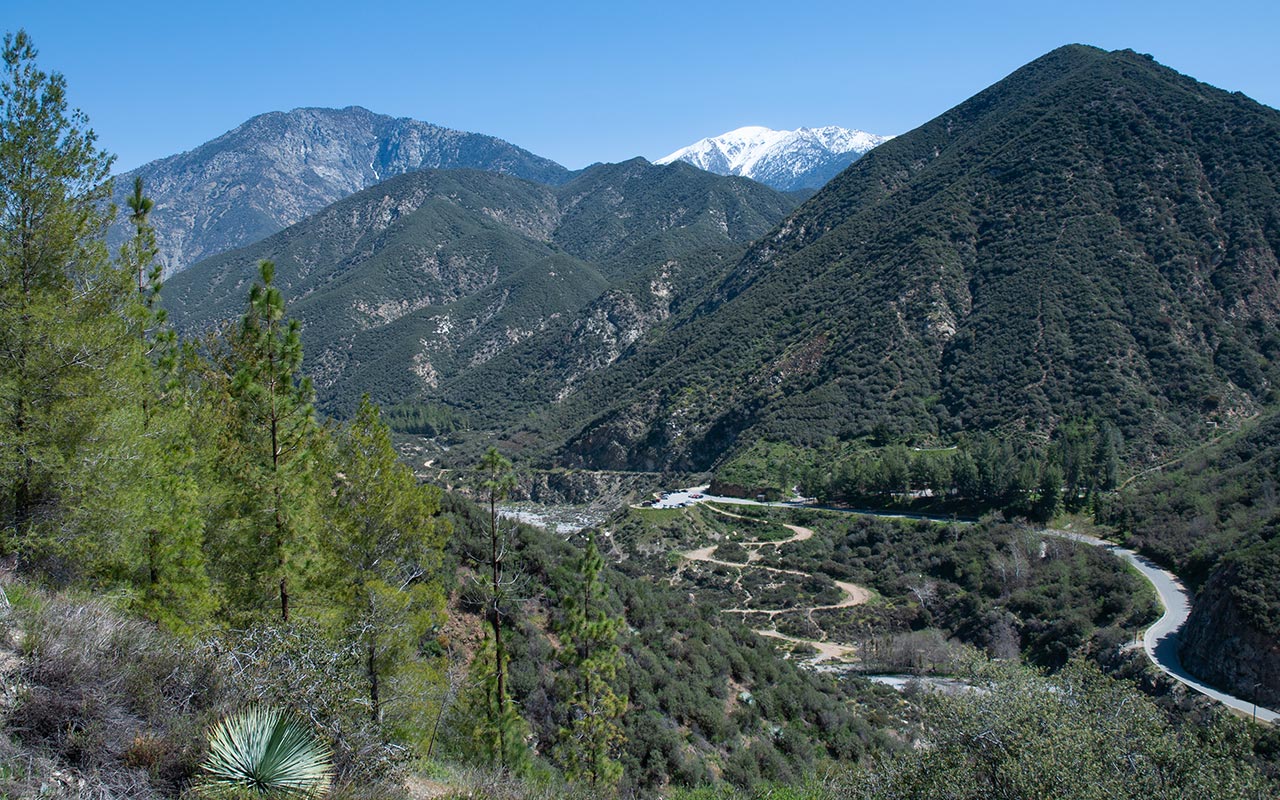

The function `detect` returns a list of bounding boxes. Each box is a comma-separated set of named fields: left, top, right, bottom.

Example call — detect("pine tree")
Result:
left=107, top=177, right=212, bottom=630
left=553, top=533, right=626, bottom=791
left=212, top=260, right=317, bottom=621
left=951, top=449, right=979, bottom=499
left=321, top=396, right=445, bottom=725
left=0, top=30, right=126, bottom=559
left=1035, top=463, right=1063, bottom=522
left=461, top=446, right=526, bottom=771
left=454, top=629, right=530, bottom=772
left=123, top=176, right=159, bottom=301
left=1092, top=421, right=1122, bottom=493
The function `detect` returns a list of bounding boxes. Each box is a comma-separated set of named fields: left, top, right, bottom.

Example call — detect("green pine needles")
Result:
left=219, top=259, right=318, bottom=621
left=199, top=706, right=333, bottom=798
left=554, top=532, right=627, bottom=791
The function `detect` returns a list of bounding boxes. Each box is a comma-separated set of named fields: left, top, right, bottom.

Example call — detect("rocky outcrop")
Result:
left=1180, top=563, right=1280, bottom=710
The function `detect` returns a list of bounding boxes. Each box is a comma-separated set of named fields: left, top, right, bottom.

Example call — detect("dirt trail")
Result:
left=702, top=503, right=813, bottom=547
left=724, top=580, right=870, bottom=616
left=682, top=544, right=807, bottom=576
left=676, top=504, right=869, bottom=664
left=827, top=580, right=872, bottom=609
left=755, top=629, right=857, bottom=663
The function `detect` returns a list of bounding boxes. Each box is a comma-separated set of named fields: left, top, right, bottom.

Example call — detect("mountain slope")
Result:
left=546, top=45, right=1280, bottom=471
left=162, top=161, right=798, bottom=415
left=1105, top=406, right=1280, bottom=707
left=657, top=125, right=892, bottom=190
left=108, top=106, right=570, bottom=274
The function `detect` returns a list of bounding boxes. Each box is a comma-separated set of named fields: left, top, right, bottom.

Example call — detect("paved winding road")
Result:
left=652, top=486, right=1278, bottom=722
left=1048, top=530, right=1278, bottom=723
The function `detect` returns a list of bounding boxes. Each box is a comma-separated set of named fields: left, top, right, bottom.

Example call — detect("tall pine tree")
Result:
left=455, top=446, right=529, bottom=772
left=321, top=396, right=446, bottom=725
left=211, top=260, right=317, bottom=622
left=104, top=176, right=212, bottom=630
left=0, top=30, right=125, bottom=561
left=554, top=533, right=626, bottom=791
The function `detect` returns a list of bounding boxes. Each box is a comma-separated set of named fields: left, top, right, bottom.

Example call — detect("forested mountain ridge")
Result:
left=6, top=26, right=1280, bottom=800
left=105, top=106, right=571, bottom=274
left=547, top=44, right=1280, bottom=471
left=161, top=160, right=798, bottom=416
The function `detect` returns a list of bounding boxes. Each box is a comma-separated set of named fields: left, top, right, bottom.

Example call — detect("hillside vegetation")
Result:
left=1104, top=407, right=1280, bottom=706
left=6, top=28, right=1280, bottom=800
left=544, top=45, right=1280, bottom=472
left=0, top=35, right=880, bottom=795
left=162, top=161, right=797, bottom=419
left=600, top=503, right=1157, bottom=671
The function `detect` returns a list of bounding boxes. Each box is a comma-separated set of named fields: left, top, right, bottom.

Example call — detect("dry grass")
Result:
left=1, top=590, right=225, bottom=799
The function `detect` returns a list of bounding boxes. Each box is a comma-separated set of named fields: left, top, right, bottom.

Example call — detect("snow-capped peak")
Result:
left=656, top=125, right=894, bottom=191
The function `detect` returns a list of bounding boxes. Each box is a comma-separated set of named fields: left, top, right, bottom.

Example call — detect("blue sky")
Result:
left=7, top=0, right=1279, bottom=172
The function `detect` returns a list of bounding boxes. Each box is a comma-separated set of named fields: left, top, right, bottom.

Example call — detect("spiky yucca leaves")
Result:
left=199, top=706, right=333, bottom=798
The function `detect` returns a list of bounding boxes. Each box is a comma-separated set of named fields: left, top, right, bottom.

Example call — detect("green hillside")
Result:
left=163, top=162, right=797, bottom=416
left=8, top=28, right=1280, bottom=800
left=544, top=45, right=1280, bottom=471
left=1104, top=407, right=1280, bottom=706
left=438, top=243, right=745, bottom=432
left=554, top=158, right=798, bottom=275
left=162, top=169, right=565, bottom=332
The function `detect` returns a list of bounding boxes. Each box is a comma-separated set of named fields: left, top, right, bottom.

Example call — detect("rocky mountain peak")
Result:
left=108, top=106, right=570, bottom=274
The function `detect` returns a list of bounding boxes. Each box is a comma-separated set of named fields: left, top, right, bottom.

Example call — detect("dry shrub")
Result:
left=6, top=596, right=227, bottom=798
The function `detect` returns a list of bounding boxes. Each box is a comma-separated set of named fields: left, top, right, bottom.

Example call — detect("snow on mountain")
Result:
left=656, top=125, right=893, bottom=191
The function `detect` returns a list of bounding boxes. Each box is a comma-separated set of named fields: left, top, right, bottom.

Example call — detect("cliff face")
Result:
left=1180, top=561, right=1280, bottom=709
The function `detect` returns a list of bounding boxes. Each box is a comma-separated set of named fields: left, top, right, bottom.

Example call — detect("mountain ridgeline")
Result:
left=107, top=106, right=572, bottom=274
left=546, top=45, right=1280, bottom=471
left=9, top=29, right=1280, bottom=798
left=161, top=160, right=799, bottom=417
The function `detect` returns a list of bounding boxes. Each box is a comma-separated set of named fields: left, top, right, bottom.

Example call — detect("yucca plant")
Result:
left=199, top=706, right=333, bottom=798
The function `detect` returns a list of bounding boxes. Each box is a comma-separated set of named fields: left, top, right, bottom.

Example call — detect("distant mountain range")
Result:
left=657, top=125, right=893, bottom=191
left=162, top=160, right=798, bottom=416
left=108, top=106, right=571, bottom=274
left=111, top=108, right=896, bottom=273
left=164, top=47, right=1280, bottom=473
left=155, top=44, right=1280, bottom=706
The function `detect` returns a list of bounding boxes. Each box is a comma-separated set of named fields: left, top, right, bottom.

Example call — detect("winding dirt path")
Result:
left=724, top=581, right=870, bottom=616
left=701, top=504, right=814, bottom=547
left=827, top=580, right=872, bottom=608
left=675, top=505, right=869, bottom=664
left=682, top=545, right=806, bottom=576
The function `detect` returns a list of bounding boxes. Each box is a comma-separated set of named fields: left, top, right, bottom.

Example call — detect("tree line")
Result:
left=777, top=421, right=1124, bottom=521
